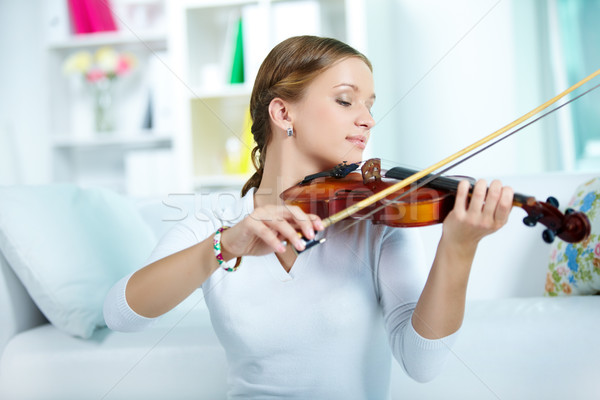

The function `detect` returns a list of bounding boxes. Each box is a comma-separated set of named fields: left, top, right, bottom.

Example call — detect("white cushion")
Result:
left=0, top=184, right=156, bottom=338
left=0, top=295, right=227, bottom=400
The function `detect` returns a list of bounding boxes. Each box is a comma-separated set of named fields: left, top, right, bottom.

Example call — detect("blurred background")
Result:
left=0, top=0, right=598, bottom=198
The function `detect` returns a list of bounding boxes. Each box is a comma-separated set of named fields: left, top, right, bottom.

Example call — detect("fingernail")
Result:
left=296, top=240, right=306, bottom=251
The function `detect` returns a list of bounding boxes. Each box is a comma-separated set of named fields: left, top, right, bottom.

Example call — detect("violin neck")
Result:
left=384, top=166, right=468, bottom=192
left=512, top=193, right=536, bottom=208
left=384, top=166, right=534, bottom=208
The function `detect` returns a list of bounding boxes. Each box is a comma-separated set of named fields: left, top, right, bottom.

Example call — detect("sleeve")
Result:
left=376, top=226, right=459, bottom=383
left=103, top=272, right=156, bottom=332
left=146, top=217, right=216, bottom=265
left=103, top=218, right=216, bottom=332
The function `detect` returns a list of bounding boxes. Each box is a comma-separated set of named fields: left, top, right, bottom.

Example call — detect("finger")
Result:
left=308, top=213, right=325, bottom=232
left=481, top=180, right=502, bottom=220
left=249, top=208, right=294, bottom=252
left=494, top=185, right=514, bottom=225
left=284, top=205, right=319, bottom=239
left=251, top=222, right=287, bottom=253
left=453, top=180, right=471, bottom=216
left=263, top=217, right=307, bottom=252
left=467, top=179, right=487, bottom=214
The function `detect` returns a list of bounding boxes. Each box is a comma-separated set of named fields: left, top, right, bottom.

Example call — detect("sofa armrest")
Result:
left=0, top=252, right=46, bottom=357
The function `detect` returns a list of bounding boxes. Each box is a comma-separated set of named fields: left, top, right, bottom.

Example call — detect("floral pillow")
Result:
left=545, top=177, right=600, bottom=296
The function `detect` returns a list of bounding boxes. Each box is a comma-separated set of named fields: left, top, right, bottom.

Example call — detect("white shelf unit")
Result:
left=45, top=1, right=175, bottom=195
left=51, top=130, right=172, bottom=149
left=46, top=30, right=168, bottom=51
left=167, top=0, right=362, bottom=193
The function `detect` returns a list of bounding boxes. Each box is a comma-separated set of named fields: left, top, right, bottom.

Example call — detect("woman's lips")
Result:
left=346, top=137, right=366, bottom=149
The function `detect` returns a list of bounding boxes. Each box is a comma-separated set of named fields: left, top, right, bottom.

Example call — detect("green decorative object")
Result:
left=230, top=17, right=245, bottom=84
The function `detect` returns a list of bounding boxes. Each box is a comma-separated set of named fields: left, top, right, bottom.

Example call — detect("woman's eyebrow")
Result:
left=333, top=83, right=376, bottom=100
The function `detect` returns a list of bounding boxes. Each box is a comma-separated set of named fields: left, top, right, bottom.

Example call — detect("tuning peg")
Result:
left=565, top=208, right=575, bottom=215
left=542, top=229, right=556, bottom=243
left=546, top=196, right=559, bottom=208
left=523, top=216, right=538, bottom=227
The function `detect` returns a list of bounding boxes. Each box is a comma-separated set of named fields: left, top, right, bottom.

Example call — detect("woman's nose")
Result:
left=356, top=106, right=375, bottom=130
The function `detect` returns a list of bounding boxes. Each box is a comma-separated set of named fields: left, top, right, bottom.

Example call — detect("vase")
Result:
left=92, top=78, right=115, bottom=133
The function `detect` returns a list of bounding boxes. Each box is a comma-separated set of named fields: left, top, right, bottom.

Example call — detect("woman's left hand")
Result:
left=442, top=179, right=514, bottom=248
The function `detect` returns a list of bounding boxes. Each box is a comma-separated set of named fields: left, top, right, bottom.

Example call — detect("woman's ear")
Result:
left=268, top=97, right=292, bottom=132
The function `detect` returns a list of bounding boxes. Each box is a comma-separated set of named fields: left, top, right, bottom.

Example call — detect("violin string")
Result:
left=322, top=81, right=600, bottom=238
left=378, top=158, right=424, bottom=173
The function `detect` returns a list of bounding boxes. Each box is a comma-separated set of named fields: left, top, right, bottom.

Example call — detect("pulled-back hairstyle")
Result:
left=240, top=35, right=372, bottom=197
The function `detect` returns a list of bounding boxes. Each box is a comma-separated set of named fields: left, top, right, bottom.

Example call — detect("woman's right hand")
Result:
left=220, top=205, right=324, bottom=259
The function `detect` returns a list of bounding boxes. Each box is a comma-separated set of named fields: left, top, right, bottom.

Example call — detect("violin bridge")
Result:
left=361, top=158, right=382, bottom=185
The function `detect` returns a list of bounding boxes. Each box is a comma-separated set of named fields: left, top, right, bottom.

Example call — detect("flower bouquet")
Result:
left=63, top=47, right=137, bottom=132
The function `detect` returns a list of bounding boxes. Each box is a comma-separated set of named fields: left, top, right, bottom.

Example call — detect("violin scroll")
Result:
left=518, top=195, right=591, bottom=243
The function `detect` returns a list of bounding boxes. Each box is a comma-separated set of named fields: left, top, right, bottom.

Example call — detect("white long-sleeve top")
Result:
left=104, top=188, right=458, bottom=399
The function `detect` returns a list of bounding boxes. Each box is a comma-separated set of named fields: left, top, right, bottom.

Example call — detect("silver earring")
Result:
left=286, top=127, right=294, bottom=137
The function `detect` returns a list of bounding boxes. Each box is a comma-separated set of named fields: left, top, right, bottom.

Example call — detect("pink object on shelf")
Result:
left=67, top=0, right=118, bottom=35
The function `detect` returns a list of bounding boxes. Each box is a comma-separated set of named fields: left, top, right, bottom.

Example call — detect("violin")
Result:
left=280, top=67, right=600, bottom=253
left=281, top=158, right=591, bottom=247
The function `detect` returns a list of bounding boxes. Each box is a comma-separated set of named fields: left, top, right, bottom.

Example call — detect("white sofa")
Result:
left=1, top=173, right=599, bottom=400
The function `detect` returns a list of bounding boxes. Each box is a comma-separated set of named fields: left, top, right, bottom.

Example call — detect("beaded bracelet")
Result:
left=213, top=226, right=242, bottom=272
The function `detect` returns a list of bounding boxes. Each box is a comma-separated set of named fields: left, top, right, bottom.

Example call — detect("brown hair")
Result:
left=240, top=35, right=372, bottom=197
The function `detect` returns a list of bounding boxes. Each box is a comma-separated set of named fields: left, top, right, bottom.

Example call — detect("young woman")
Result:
left=104, top=35, right=513, bottom=398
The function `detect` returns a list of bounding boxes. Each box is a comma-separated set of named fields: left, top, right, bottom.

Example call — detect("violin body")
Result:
left=282, top=163, right=455, bottom=228
left=281, top=159, right=591, bottom=244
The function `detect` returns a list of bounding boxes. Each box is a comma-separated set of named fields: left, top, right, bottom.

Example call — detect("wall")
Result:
left=366, top=0, right=559, bottom=178
left=0, top=0, right=570, bottom=189
left=0, top=0, right=49, bottom=185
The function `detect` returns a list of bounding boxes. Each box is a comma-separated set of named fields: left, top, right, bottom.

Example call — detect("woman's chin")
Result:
left=342, top=148, right=364, bottom=164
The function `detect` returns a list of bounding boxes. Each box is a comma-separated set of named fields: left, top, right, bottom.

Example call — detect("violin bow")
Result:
left=293, top=67, right=600, bottom=253
left=333, top=80, right=600, bottom=232
left=317, top=67, right=600, bottom=230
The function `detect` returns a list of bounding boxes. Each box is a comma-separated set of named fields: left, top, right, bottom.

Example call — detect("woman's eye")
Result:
left=336, top=99, right=351, bottom=106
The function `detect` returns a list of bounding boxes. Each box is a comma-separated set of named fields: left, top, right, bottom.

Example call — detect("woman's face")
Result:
left=290, top=57, right=375, bottom=170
